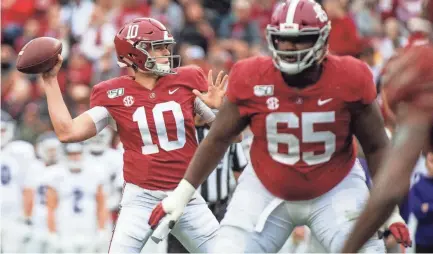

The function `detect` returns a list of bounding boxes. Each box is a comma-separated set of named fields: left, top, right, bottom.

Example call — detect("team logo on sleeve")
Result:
left=254, top=85, right=274, bottom=97
left=107, top=88, right=125, bottom=99
left=266, top=97, right=279, bottom=110
left=123, top=96, right=134, bottom=107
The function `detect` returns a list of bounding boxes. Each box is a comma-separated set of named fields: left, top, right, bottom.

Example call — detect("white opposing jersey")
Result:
left=27, top=160, right=53, bottom=230
left=46, top=160, right=105, bottom=236
left=1, top=153, right=26, bottom=219
left=85, top=148, right=123, bottom=210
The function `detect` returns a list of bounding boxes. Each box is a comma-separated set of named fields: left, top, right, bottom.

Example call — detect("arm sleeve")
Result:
left=86, top=106, right=111, bottom=133
left=194, top=97, right=216, bottom=123
left=88, top=83, right=116, bottom=132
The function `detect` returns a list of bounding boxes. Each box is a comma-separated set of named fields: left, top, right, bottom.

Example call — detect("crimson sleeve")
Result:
left=89, top=83, right=106, bottom=108
left=359, top=62, right=377, bottom=104
left=188, top=66, right=208, bottom=93
left=226, top=61, right=252, bottom=117
left=226, top=62, right=245, bottom=105
left=344, top=58, right=377, bottom=104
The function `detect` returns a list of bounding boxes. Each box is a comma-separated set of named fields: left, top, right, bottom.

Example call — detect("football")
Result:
left=16, top=37, right=62, bottom=74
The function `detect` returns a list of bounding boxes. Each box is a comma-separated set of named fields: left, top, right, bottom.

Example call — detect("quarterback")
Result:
left=39, top=17, right=226, bottom=253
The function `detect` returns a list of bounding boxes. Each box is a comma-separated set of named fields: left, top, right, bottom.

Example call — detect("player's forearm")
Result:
left=97, top=209, right=107, bottom=230
left=43, top=77, right=75, bottom=142
left=343, top=122, right=427, bottom=252
left=23, top=188, right=34, bottom=218
left=184, top=136, right=233, bottom=188
left=364, top=145, right=388, bottom=178
left=47, top=209, right=56, bottom=233
left=342, top=176, right=403, bottom=252
left=97, top=200, right=107, bottom=229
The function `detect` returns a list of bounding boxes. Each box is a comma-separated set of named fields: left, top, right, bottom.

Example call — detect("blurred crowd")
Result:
left=1, top=0, right=428, bottom=144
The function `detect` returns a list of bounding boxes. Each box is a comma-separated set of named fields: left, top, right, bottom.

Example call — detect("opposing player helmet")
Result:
left=1, top=110, right=15, bottom=148
left=85, top=127, right=113, bottom=154
left=36, top=131, right=61, bottom=166
left=63, top=142, right=84, bottom=171
left=114, top=18, right=180, bottom=76
left=266, top=0, right=331, bottom=74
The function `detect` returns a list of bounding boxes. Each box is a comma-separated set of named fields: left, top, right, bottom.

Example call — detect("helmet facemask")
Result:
left=37, top=138, right=61, bottom=166
left=134, top=40, right=181, bottom=76
left=63, top=143, right=84, bottom=172
left=266, top=23, right=330, bottom=75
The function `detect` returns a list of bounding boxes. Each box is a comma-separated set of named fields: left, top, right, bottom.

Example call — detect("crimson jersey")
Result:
left=90, top=66, right=207, bottom=190
left=227, top=55, right=376, bottom=200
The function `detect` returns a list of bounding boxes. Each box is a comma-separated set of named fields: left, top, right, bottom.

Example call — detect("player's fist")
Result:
left=148, top=179, right=196, bottom=242
left=148, top=203, right=170, bottom=230
left=42, top=54, right=63, bottom=81
left=389, top=222, right=412, bottom=247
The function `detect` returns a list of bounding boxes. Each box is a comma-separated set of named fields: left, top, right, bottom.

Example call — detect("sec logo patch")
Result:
left=123, top=96, right=134, bottom=107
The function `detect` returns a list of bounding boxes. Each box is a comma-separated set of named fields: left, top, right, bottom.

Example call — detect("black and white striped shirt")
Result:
left=195, top=126, right=248, bottom=203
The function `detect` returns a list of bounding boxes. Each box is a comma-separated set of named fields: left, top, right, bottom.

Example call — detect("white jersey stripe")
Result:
left=286, top=0, right=301, bottom=24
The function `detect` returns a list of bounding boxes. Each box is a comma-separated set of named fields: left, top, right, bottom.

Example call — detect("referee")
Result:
left=167, top=117, right=248, bottom=253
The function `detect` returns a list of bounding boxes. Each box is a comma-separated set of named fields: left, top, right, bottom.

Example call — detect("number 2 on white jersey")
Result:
left=133, top=101, right=186, bottom=155
left=266, top=112, right=336, bottom=165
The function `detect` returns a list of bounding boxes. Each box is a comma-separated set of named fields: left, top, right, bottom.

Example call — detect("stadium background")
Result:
left=1, top=0, right=431, bottom=253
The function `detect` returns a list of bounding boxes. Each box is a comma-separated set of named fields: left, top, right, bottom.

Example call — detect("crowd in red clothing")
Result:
left=0, top=0, right=427, bottom=143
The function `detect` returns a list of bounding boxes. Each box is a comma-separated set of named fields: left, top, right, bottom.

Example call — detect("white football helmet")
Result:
left=85, top=127, right=113, bottom=154
left=36, top=131, right=61, bottom=166
left=63, top=142, right=84, bottom=171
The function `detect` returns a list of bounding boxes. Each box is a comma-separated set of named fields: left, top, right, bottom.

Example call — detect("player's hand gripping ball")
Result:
left=16, top=37, right=62, bottom=74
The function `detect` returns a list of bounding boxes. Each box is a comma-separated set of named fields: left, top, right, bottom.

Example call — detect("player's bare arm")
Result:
left=23, top=187, right=34, bottom=220
left=343, top=28, right=433, bottom=251
left=349, top=101, right=389, bottom=177
left=46, top=186, right=58, bottom=233
left=342, top=113, right=430, bottom=252
left=184, top=98, right=249, bottom=187
left=96, top=185, right=106, bottom=230
left=41, top=55, right=98, bottom=142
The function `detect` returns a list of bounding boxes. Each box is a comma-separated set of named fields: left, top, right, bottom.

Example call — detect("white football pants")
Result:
left=108, top=183, right=219, bottom=253
left=212, top=160, right=386, bottom=253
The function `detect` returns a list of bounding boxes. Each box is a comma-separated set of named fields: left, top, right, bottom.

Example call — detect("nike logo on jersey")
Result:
left=169, top=88, right=179, bottom=95
left=318, top=98, right=333, bottom=106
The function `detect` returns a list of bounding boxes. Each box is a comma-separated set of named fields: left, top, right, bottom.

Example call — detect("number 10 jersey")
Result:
left=89, top=66, right=208, bottom=190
